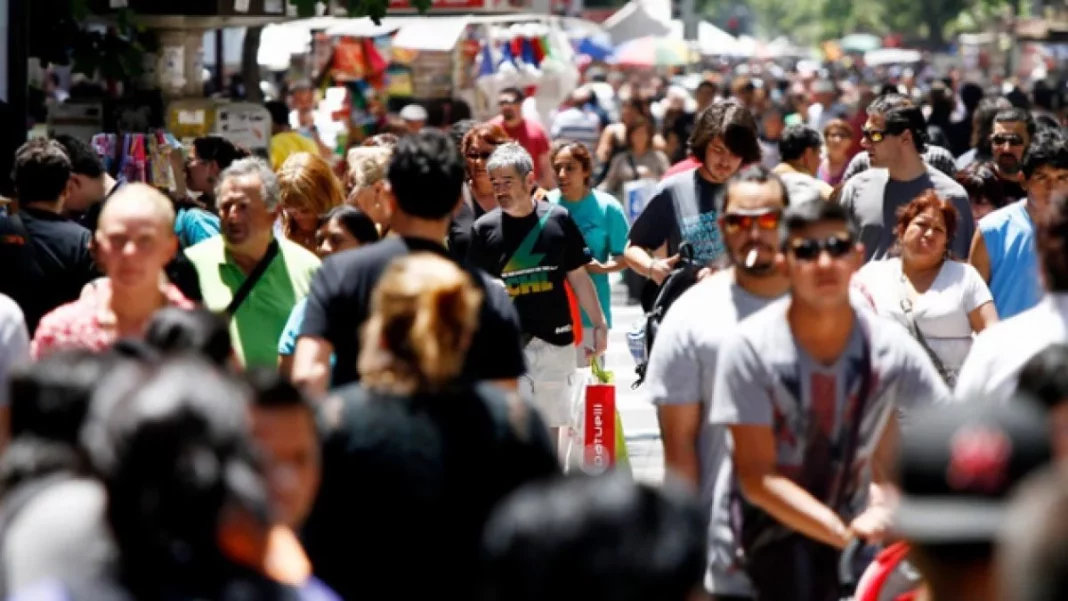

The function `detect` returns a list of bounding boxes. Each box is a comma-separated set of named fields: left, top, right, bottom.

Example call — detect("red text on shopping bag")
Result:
left=582, top=382, right=616, bottom=474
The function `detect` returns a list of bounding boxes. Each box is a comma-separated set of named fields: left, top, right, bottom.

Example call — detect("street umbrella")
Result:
left=610, top=36, right=692, bottom=68
left=839, top=33, right=882, bottom=54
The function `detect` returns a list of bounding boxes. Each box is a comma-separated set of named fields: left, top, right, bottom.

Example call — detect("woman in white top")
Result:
left=854, top=189, right=998, bottom=385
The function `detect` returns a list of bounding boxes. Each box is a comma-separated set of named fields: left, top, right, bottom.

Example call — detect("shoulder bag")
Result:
left=225, top=240, right=279, bottom=318
left=898, top=272, right=954, bottom=387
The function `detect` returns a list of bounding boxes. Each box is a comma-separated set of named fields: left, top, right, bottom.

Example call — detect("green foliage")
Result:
left=30, top=0, right=152, bottom=80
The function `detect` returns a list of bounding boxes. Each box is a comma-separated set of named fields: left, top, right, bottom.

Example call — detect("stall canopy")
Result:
left=391, top=16, right=472, bottom=51
left=667, top=20, right=740, bottom=56
left=602, top=0, right=671, bottom=45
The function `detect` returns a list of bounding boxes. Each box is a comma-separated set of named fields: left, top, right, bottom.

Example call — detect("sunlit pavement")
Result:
left=606, top=278, right=664, bottom=485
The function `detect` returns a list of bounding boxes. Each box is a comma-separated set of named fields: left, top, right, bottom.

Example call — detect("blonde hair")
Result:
left=358, top=253, right=483, bottom=394
left=277, top=152, right=344, bottom=233
left=346, top=146, right=391, bottom=192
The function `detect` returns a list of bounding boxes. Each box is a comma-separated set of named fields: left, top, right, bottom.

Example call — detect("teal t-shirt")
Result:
left=175, top=207, right=221, bottom=249
left=548, top=188, right=629, bottom=329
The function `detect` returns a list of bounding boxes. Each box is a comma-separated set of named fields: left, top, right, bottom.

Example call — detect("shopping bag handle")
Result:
left=590, top=356, right=612, bottom=385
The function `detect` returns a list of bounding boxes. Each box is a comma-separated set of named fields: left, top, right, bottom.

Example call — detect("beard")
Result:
left=996, top=154, right=1021, bottom=176
left=732, top=244, right=777, bottom=276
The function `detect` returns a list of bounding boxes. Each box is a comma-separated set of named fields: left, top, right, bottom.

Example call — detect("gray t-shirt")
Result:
left=843, top=144, right=958, bottom=181
left=839, top=166, right=975, bottom=262
left=710, top=299, right=949, bottom=561
left=643, top=270, right=784, bottom=596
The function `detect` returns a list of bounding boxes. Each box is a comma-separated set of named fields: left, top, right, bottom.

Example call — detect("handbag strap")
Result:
left=896, top=271, right=950, bottom=378
left=225, top=239, right=279, bottom=317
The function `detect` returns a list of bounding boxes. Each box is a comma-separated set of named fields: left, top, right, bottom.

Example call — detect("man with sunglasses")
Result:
left=987, top=107, right=1034, bottom=201
left=839, top=94, right=973, bottom=262
left=710, top=199, right=949, bottom=601
left=965, top=130, right=1068, bottom=323
left=645, top=165, right=792, bottom=601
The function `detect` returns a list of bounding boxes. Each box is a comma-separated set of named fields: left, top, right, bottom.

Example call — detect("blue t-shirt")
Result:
left=979, top=199, right=1042, bottom=319
left=547, top=188, right=629, bottom=328
left=279, top=298, right=335, bottom=368
left=175, top=207, right=221, bottom=249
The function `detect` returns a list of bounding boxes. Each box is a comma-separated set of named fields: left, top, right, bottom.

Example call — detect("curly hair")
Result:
left=894, top=189, right=959, bottom=250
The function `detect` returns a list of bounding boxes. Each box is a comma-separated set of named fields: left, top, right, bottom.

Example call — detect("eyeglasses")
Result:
left=861, top=128, right=894, bottom=143
left=991, top=134, right=1024, bottom=147
left=789, top=235, right=855, bottom=261
left=826, top=131, right=850, bottom=141
left=466, top=151, right=493, bottom=161
left=722, top=209, right=782, bottom=234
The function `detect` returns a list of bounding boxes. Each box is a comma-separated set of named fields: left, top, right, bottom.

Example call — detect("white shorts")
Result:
left=520, top=337, right=578, bottom=427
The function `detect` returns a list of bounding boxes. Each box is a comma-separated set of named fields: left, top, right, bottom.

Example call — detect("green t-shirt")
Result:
left=547, top=188, right=629, bottom=328
left=185, top=236, right=320, bottom=367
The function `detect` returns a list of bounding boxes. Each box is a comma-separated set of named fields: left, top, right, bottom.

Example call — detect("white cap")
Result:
left=400, top=104, right=428, bottom=122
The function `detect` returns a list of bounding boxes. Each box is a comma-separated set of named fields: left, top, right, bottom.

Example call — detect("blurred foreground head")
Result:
left=82, top=358, right=268, bottom=592
left=480, top=472, right=706, bottom=601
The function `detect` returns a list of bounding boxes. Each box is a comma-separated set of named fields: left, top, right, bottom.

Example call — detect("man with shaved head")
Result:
left=30, top=183, right=195, bottom=358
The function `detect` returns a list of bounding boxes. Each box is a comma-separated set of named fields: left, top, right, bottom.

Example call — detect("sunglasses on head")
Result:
left=722, top=209, right=782, bottom=234
left=789, top=235, right=854, bottom=261
left=991, top=134, right=1024, bottom=147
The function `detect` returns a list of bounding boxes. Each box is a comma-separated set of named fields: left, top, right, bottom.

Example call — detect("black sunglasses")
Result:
left=789, top=235, right=854, bottom=261
left=466, top=151, right=493, bottom=161
left=991, top=134, right=1024, bottom=147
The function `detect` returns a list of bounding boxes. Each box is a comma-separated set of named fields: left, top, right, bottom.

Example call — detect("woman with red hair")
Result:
left=853, top=190, right=998, bottom=386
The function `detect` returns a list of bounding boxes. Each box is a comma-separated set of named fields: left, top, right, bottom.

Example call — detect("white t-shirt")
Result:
left=854, top=258, right=992, bottom=376
left=956, top=294, right=1068, bottom=402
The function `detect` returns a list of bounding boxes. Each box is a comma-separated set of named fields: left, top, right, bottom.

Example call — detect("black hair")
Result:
left=867, top=94, right=927, bottom=152
left=323, top=205, right=380, bottom=245
left=1037, top=174, right=1068, bottom=293
left=688, top=99, right=761, bottom=165
left=52, top=134, right=105, bottom=178
left=449, top=119, right=479, bottom=150
left=82, top=358, right=268, bottom=594
left=696, top=80, right=717, bottom=94
left=265, top=100, right=290, bottom=127
left=0, top=350, right=128, bottom=494
left=716, top=163, right=791, bottom=213
left=143, top=307, right=233, bottom=368
left=971, top=97, right=1010, bottom=154
left=245, top=367, right=312, bottom=412
left=778, top=124, right=822, bottom=162
left=499, top=87, right=524, bottom=104
left=994, top=107, right=1037, bottom=138
left=1022, top=129, right=1068, bottom=181
left=388, top=129, right=466, bottom=220
left=781, top=198, right=856, bottom=246
left=1017, top=344, right=1068, bottom=411
left=481, top=472, right=706, bottom=601
left=13, top=138, right=71, bottom=204
left=192, top=136, right=250, bottom=171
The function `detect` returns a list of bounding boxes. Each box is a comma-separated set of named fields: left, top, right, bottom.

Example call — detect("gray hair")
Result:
left=216, top=157, right=281, bottom=210
left=486, top=142, right=534, bottom=178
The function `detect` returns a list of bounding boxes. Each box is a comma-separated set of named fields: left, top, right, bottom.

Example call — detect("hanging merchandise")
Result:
left=332, top=37, right=368, bottom=81
left=387, top=65, right=414, bottom=97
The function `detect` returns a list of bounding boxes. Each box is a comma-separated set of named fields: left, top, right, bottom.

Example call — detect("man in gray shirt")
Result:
left=645, top=165, right=791, bottom=599
left=838, top=94, right=974, bottom=262
left=711, top=200, right=949, bottom=601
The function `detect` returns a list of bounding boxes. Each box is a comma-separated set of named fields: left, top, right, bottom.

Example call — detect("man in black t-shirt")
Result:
left=292, top=130, right=526, bottom=396
left=467, top=142, right=607, bottom=446
left=624, top=100, right=761, bottom=290
left=0, top=140, right=98, bottom=334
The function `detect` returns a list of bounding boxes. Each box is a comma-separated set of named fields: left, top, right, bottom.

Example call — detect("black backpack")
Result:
left=633, top=242, right=701, bottom=387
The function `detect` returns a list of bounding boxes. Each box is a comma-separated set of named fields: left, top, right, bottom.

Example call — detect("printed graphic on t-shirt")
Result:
left=681, top=212, right=725, bottom=265
left=502, top=209, right=556, bottom=298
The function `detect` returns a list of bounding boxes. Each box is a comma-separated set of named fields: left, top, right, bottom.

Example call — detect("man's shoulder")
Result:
left=655, top=170, right=695, bottom=196
left=926, top=166, right=968, bottom=198
left=979, top=200, right=1025, bottom=231
left=322, top=237, right=405, bottom=275
left=276, top=237, right=322, bottom=269
left=184, top=234, right=226, bottom=263
left=472, top=208, right=502, bottom=231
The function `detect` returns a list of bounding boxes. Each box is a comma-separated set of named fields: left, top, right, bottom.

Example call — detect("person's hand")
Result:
left=649, top=255, right=679, bottom=285
left=587, top=324, right=608, bottom=358
left=697, top=266, right=716, bottom=281
left=848, top=506, right=892, bottom=545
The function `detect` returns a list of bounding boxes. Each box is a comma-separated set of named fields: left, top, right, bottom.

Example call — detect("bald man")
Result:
left=31, top=184, right=196, bottom=359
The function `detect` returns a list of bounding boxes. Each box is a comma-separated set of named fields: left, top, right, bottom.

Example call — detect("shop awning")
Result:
left=391, top=16, right=472, bottom=52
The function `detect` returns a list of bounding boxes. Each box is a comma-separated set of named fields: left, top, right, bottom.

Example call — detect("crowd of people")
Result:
left=1, top=62, right=1068, bottom=601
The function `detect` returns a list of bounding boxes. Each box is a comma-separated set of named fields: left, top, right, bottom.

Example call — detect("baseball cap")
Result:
left=893, top=397, right=1051, bottom=544
left=400, top=104, right=428, bottom=122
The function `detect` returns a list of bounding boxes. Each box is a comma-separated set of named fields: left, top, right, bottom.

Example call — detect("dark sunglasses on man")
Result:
left=990, top=133, right=1025, bottom=147
left=788, top=235, right=855, bottom=261
left=861, top=126, right=906, bottom=144
left=722, top=208, right=782, bottom=234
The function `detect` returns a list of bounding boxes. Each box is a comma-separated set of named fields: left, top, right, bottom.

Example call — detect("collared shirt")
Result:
left=30, top=283, right=193, bottom=359
left=185, top=236, right=320, bottom=367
